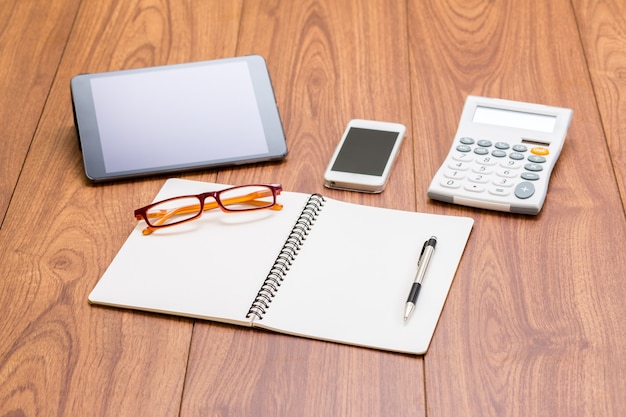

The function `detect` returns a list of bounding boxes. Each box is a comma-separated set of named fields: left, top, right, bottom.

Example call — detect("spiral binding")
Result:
left=247, top=193, right=326, bottom=321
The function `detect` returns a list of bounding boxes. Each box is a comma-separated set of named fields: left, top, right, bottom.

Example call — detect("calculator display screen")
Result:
left=473, top=106, right=557, bottom=133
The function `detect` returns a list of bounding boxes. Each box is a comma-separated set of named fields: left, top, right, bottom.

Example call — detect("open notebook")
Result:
left=89, top=178, right=474, bottom=354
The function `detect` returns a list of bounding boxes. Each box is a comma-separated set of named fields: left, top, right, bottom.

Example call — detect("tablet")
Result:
left=70, top=55, right=288, bottom=182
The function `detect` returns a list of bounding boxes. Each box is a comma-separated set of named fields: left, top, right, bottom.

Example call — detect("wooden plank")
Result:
left=407, top=0, right=626, bottom=416
left=0, top=0, right=80, bottom=225
left=573, top=0, right=626, bottom=207
left=179, top=1, right=425, bottom=416
left=0, top=1, right=243, bottom=416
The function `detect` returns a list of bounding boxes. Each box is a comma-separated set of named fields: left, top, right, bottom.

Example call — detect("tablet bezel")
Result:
left=70, top=55, right=287, bottom=182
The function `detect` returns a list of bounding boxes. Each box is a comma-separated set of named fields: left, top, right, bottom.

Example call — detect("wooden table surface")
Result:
left=1, top=0, right=625, bottom=416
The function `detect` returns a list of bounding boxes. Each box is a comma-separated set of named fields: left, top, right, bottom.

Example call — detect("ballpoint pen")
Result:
left=404, top=236, right=437, bottom=322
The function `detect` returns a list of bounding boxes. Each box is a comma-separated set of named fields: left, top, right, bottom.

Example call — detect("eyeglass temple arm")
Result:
left=140, top=189, right=283, bottom=234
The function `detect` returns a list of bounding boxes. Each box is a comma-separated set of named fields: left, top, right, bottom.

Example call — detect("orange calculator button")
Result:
left=531, top=147, right=549, bottom=156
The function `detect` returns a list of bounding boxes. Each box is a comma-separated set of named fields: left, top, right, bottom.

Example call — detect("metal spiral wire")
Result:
left=247, top=194, right=326, bottom=320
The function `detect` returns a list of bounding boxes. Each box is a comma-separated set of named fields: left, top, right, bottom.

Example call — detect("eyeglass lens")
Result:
left=219, top=185, right=276, bottom=211
left=146, top=196, right=203, bottom=227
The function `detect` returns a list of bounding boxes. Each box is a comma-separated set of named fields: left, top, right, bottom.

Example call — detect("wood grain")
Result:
left=182, top=323, right=423, bottom=417
left=1, top=0, right=625, bottom=416
left=0, top=0, right=81, bottom=226
left=408, top=0, right=626, bottom=416
left=573, top=0, right=626, bottom=208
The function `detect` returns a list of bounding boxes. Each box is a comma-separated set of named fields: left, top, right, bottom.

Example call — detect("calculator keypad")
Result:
left=442, top=137, right=549, bottom=200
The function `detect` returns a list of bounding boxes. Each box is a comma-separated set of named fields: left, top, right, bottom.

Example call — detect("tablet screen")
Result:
left=71, top=56, right=287, bottom=182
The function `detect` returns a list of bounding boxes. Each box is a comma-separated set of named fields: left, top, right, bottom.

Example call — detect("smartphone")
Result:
left=323, top=119, right=406, bottom=193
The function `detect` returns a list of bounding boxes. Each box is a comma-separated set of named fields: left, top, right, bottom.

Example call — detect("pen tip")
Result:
left=404, top=303, right=414, bottom=322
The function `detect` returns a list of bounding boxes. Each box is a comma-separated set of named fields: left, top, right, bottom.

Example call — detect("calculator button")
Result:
left=459, top=137, right=475, bottom=145
left=489, top=187, right=511, bottom=197
left=528, top=155, right=546, bottom=163
left=477, top=140, right=493, bottom=147
left=512, top=144, right=528, bottom=152
left=524, top=163, right=543, bottom=172
left=474, top=147, right=489, bottom=155
left=464, top=184, right=485, bottom=193
left=493, top=178, right=514, bottom=187
left=531, top=147, right=549, bottom=156
left=521, top=172, right=540, bottom=181
left=491, top=150, right=507, bottom=158
left=449, top=161, right=470, bottom=171
left=456, top=144, right=472, bottom=152
left=445, top=170, right=466, bottom=179
left=441, top=179, right=462, bottom=189
left=468, top=174, right=489, bottom=183
left=452, top=152, right=474, bottom=162
left=500, top=160, right=523, bottom=169
left=473, top=165, right=493, bottom=175
left=497, top=169, right=517, bottom=178
left=515, top=182, right=535, bottom=199
left=495, top=142, right=510, bottom=150
left=509, top=152, right=525, bottom=160
left=476, top=156, right=497, bottom=166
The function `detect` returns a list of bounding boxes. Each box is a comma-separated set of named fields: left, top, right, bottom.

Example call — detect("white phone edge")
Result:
left=323, top=119, right=406, bottom=193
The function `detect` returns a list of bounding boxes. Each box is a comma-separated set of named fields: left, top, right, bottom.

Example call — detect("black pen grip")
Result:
left=406, top=282, right=422, bottom=304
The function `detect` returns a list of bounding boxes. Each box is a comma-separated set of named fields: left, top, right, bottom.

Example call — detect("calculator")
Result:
left=427, top=96, right=573, bottom=215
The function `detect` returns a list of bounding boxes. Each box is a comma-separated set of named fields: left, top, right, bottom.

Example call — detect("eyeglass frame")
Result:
left=134, top=183, right=283, bottom=235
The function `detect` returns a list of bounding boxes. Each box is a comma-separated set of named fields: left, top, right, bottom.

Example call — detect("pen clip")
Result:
left=417, top=240, right=427, bottom=266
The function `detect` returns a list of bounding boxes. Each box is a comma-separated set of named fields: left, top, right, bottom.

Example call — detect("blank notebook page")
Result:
left=258, top=198, right=473, bottom=354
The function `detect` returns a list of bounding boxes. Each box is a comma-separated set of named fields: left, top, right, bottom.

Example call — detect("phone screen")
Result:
left=330, top=127, right=399, bottom=176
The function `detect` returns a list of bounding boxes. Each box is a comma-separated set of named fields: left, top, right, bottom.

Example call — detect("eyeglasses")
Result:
left=134, top=184, right=283, bottom=235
